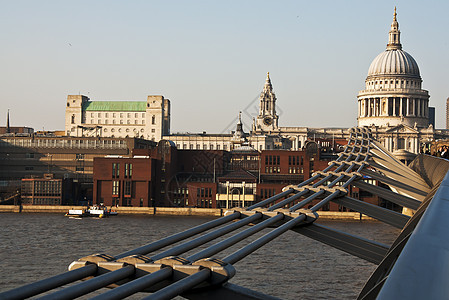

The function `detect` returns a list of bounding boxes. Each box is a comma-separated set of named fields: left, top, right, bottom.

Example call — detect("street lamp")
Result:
left=242, top=181, right=246, bottom=207
left=226, top=181, right=229, bottom=209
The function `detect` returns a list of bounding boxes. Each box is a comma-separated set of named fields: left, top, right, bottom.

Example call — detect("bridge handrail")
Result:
left=376, top=170, right=449, bottom=299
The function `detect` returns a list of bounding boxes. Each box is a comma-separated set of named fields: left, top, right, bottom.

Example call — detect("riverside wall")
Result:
left=0, top=205, right=375, bottom=220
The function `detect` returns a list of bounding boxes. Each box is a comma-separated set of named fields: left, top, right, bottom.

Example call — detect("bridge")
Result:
left=2, top=127, right=449, bottom=299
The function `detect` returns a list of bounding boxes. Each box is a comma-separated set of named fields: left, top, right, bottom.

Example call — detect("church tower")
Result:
left=255, top=72, right=279, bottom=133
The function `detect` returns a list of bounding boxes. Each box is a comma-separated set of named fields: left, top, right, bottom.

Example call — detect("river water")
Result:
left=0, top=213, right=400, bottom=299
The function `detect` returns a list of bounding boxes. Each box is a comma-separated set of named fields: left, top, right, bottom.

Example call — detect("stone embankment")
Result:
left=0, top=205, right=374, bottom=220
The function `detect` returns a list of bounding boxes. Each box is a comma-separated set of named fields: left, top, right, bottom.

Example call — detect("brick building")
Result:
left=93, top=139, right=383, bottom=211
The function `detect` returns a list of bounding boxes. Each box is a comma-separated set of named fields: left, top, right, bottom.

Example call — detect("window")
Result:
left=125, top=163, right=132, bottom=178
left=71, top=115, right=75, bottom=124
left=112, top=163, right=120, bottom=178
left=124, top=181, right=132, bottom=196
left=152, top=115, right=156, bottom=125
left=26, top=153, right=35, bottom=159
left=112, top=181, right=119, bottom=196
left=76, top=154, right=84, bottom=160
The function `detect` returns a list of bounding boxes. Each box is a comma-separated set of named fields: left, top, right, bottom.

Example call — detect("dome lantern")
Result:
left=387, top=7, right=402, bottom=50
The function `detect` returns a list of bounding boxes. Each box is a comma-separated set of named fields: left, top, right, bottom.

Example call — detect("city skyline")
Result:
left=1, top=0, right=448, bottom=133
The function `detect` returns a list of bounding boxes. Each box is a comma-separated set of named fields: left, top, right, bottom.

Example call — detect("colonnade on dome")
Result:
left=357, top=95, right=429, bottom=127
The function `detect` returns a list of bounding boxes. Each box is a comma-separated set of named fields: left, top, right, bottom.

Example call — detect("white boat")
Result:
left=65, top=209, right=89, bottom=218
left=65, top=205, right=117, bottom=218
left=87, top=205, right=118, bottom=218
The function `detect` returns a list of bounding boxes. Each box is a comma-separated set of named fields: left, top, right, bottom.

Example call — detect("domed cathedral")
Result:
left=357, top=8, right=430, bottom=128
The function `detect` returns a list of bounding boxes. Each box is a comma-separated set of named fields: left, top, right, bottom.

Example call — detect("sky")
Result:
left=1, top=0, right=448, bottom=133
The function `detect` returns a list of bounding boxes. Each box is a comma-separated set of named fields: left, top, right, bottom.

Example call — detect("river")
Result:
left=0, top=213, right=400, bottom=299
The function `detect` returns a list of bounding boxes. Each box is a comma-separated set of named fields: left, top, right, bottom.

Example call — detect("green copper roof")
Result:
left=83, top=101, right=146, bottom=112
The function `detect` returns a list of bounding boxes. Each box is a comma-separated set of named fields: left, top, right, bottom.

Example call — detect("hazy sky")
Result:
left=1, top=0, right=448, bottom=133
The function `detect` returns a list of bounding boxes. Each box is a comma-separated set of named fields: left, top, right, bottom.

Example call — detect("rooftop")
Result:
left=83, top=101, right=146, bottom=112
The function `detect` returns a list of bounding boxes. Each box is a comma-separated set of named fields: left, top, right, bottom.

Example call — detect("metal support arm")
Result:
left=332, top=196, right=410, bottom=229
left=292, top=223, right=389, bottom=264
left=352, top=180, right=421, bottom=210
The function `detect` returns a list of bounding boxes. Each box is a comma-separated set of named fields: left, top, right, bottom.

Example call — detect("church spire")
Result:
left=264, top=72, right=272, bottom=90
left=387, top=6, right=402, bottom=50
left=6, top=109, right=10, bottom=134
left=255, top=72, right=279, bottom=133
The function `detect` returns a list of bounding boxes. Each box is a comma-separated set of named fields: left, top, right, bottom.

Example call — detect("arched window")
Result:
left=152, top=115, right=156, bottom=125
left=71, top=115, right=75, bottom=124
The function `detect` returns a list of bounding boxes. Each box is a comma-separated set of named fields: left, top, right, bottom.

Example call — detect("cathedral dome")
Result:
left=357, top=8, right=430, bottom=129
left=367, top=49, right=420, bottom=78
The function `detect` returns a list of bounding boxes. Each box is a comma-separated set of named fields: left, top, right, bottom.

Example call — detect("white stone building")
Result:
left=65, top=95, right=170, bottom=141
left=168, top=112, right=284, bottom=152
